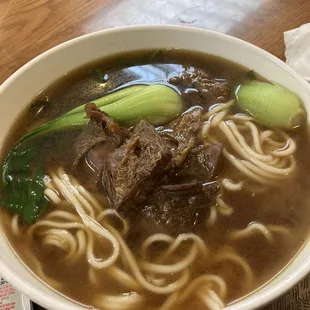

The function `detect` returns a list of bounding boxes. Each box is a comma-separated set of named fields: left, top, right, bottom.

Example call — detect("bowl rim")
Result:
left=0, top=24, right=310, bottom=310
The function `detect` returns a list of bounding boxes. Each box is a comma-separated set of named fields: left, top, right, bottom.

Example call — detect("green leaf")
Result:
left=2, top=146, right=48, bottom=224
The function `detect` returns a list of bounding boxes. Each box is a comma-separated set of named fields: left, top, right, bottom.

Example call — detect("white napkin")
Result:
left=284, top=23, right=310, bottom=82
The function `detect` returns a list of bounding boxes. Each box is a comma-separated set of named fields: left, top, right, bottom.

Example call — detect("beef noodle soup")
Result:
left=1, top=50, right=310, bottom=310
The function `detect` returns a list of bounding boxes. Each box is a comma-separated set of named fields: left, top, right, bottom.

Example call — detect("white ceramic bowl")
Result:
left=0, top=25, right=310, bottom=310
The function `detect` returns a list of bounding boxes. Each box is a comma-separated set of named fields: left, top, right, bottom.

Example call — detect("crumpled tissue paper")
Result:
left=284, top=23, right=310, bottom=82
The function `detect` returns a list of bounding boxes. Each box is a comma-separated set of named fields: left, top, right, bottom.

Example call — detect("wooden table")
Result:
left=0, top=0, right=310, bottom=309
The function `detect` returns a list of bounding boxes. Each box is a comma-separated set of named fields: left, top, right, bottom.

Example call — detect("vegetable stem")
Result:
left=20, top=84, right=182, bottom=143
left=235, top=81, right=306, bottom=130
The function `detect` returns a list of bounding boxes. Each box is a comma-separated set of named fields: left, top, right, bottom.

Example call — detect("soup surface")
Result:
left=1, top=50, right=310, bottom=310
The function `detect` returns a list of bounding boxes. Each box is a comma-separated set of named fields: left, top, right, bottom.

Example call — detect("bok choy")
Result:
left=235, top=81, right=306, bottom=130
left=1, top=84, right=182, bottom=224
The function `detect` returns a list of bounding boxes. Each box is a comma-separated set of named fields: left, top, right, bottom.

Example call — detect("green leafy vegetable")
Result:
left=102, top=84, right=182, bottom=125
left=20, top=84, right=182, bottom=142
left=2, top=147, right=48, bottom=224
left=1, top=84, right=182, bottom=223
left=235, top=81, right=307, bottom=130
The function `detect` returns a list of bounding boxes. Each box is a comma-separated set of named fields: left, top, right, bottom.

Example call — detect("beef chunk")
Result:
left=160, top=110, right=222, bottom=181
left=86, top=144, right=119, bottom=174
left=102, top=119, right=171, bottom=215
left=140, top=181, right=219, bottom=235
left=161, top=108, right=203, bottom=168
left=176, top=143, right=223, bottom=182
left=73, top=102, right=223, bottom=235
left=169, top=66, right=230, bottom=106
left=74, top=103, right=125, bottom=172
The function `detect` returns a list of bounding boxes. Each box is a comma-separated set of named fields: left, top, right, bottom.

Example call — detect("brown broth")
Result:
left=0, top=49, right=310, bottom=309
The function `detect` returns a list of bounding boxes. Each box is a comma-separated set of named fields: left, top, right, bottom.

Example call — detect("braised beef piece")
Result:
left=74, top=103, right=125, bottom=172
left=161, top=108, right=203, bottom=168
left=160, top=109, right=222, bottom=182
left=102, top=119, right=171, bottom=216
left=99, top=108, right=222, bottom=232
left=86, top=144, right=117, bottom=173
left=161, top=108, right=222, bottom=181
left=75, top=105, right=223, bottom=234
left=175, top=143, right=223, bottom=182
left=169, top=66, right=230, bottom=107
left=140, top=181, right=219, bottom=235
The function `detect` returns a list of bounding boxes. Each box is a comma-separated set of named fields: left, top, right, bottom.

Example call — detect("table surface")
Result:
left=0, top=0, right=310, bottom=309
